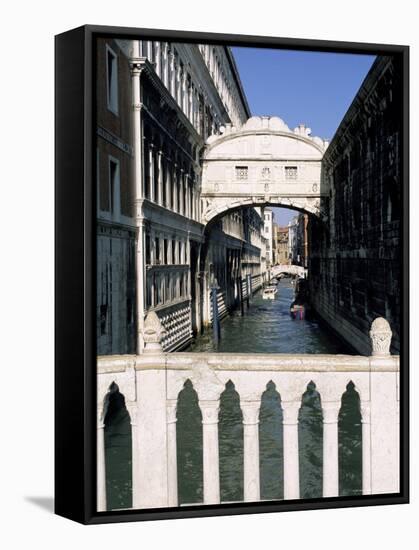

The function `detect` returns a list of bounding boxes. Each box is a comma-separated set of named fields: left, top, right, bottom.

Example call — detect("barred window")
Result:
left=285, top=166, right=298, bottom=180
left=235, top=166, right=248, bottom=180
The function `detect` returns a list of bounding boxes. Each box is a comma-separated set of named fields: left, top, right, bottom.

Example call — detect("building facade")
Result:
left=309, top=56, right=402, bottom=354
left=263, top=208, right=274, bottom=266
left=288, top=213, right=308, bottom=267
left=274, top=224, right=289, bottom=265
left=96, top=38, right=268, bottom=354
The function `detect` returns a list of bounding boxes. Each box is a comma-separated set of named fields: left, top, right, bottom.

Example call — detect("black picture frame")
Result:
left=55, top=24, right=409, bottom=525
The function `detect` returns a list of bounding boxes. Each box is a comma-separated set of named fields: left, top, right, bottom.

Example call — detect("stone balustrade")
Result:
left=97, top=316, right=399, bottom=511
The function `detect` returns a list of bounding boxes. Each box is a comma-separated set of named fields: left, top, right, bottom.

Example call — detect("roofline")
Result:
left=225, top=47, right=252, bottom=119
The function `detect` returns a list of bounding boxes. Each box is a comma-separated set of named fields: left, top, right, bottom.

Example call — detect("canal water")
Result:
left=104, top=279, right=362, bottom=510
left=188, top=279, right=348, bottom=354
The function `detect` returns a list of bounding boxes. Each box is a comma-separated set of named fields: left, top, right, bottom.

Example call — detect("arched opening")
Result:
left=176, top=379, right=203, bottom=505
left=338, top=381, right=362, bottom=496
left=103, top=382, right=132, bottom=510
left=298, top=381, right=323, bottom=499
left=259, top=381, right=283, bottom=500
left=219, top=380, right=244, bottom=502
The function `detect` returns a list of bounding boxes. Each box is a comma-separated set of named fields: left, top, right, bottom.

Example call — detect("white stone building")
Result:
left=96, top=38, right=268, bottom=354
left=263, top=208, right=274, bottom=266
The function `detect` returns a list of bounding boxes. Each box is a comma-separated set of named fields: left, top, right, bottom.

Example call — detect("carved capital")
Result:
left=370, top=317, right=392, bottom=356
left=241, top=401, right=260, bottom=426
left=282, top=402, right=300, bottom=425
left=199, top=400, right=220, bottom=425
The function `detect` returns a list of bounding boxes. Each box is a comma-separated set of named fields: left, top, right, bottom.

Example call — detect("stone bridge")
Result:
left=201, top=116, right=330, bottom=224
left=97, top=314, right=399, bottom=511
left=271, top=264, right=307, bottom=278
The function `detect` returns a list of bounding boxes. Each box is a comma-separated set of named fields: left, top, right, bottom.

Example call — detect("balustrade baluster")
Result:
left=242, top=401, right=261, bottom=502
left=282, top=401, right=300, bottom=500
left=322, top=401, right=340, bottom=497
left=200, top=399, right=220, bottom=504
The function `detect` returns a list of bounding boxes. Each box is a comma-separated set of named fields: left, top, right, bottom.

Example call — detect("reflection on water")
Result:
left=104, top=279, right=362, bottom=509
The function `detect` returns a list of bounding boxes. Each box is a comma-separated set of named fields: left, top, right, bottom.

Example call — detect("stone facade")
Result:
left=274, top=224, right=289, bottom=265
left=96, top=38, right=269, bottom=354
left=309, top=56, right=402, bottom=354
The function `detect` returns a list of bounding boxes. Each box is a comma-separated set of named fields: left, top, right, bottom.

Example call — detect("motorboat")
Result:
left=262, top=286, right=277, bottom=300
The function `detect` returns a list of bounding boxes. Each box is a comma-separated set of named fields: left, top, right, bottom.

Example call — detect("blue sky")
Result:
left=232, top=47, right=375, bottom=226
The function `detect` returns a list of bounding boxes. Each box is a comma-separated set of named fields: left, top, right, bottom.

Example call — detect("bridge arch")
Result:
left=201, top=116, right=330, bottom=225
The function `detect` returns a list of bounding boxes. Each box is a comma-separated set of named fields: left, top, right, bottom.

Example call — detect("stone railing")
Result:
left=97, top=315, right=399, bottom=511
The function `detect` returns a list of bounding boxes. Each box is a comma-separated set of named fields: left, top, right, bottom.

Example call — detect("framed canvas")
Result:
left=55, top=25, right=409, bottom=524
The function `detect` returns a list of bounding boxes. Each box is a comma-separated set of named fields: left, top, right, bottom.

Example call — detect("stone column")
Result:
left=130, top=45, right=145, bottom=353
left=176, top=63, right=181, bottom=105
left=182, top=69, right=187, bottom=113
left=162, top=43, right=169, bottom=88
left=184, top=174, right=190, bottom=218
left=96, top=408, right=107, bottom=512
left=155, top=41, right=161, bottom=77
left=282, top=401, right=300, bottom=500
left=361, top=400, right=372, bottom=495
left=167, top=399, right=178, bottom=507
left=200, top=399, right=220, bottom=504
left=148, top=143, right=155, bottom=202
left=179, top=169, right=184, bottom=216
left=191, top=188, right=195, bottom=220
left=242, top=401, right=261, bottom=502
left=165, top=158, right=171, bottom=209
left=157, top=150, right=163, bottom=206
left=322, top=401, right=340, bottom=497
left=188, top=83, right=193, bottom=123
left=169, top=50, right=175, bottom=96
left=173, top=166, right=178, bottom=213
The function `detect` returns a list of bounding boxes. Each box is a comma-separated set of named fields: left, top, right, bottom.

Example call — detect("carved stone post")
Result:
left=136, top=312, right=170, bottom=508
left=282, top=401, right=300, bottom=500
left=369, top=317, right=399, bottom=494
left=242, top=401, right=261, bottom=502
left=322, top=401, right=340, bottom=497
left=142, top=311, right=166, bottom=354
left=370, top=317, right=392, bottom=355
left=200, top=399, right=221, bottom=504
left=96, top=407, right=107, bottom=512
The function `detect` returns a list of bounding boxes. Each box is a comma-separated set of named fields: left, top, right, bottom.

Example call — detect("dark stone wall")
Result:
left=309, top=56, right=402, bottom=355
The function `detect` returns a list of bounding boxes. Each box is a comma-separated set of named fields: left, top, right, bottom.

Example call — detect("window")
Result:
left=285, top=166, right=298, bottom=180
left=235, top=166, right=248, bottom=180
left=106, top=45, right=118, bottom=115
left=108, top=157, right=120, bottom=217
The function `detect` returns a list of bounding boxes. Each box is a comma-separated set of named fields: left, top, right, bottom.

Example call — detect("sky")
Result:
left=231, top=47, right=375, bottom=226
